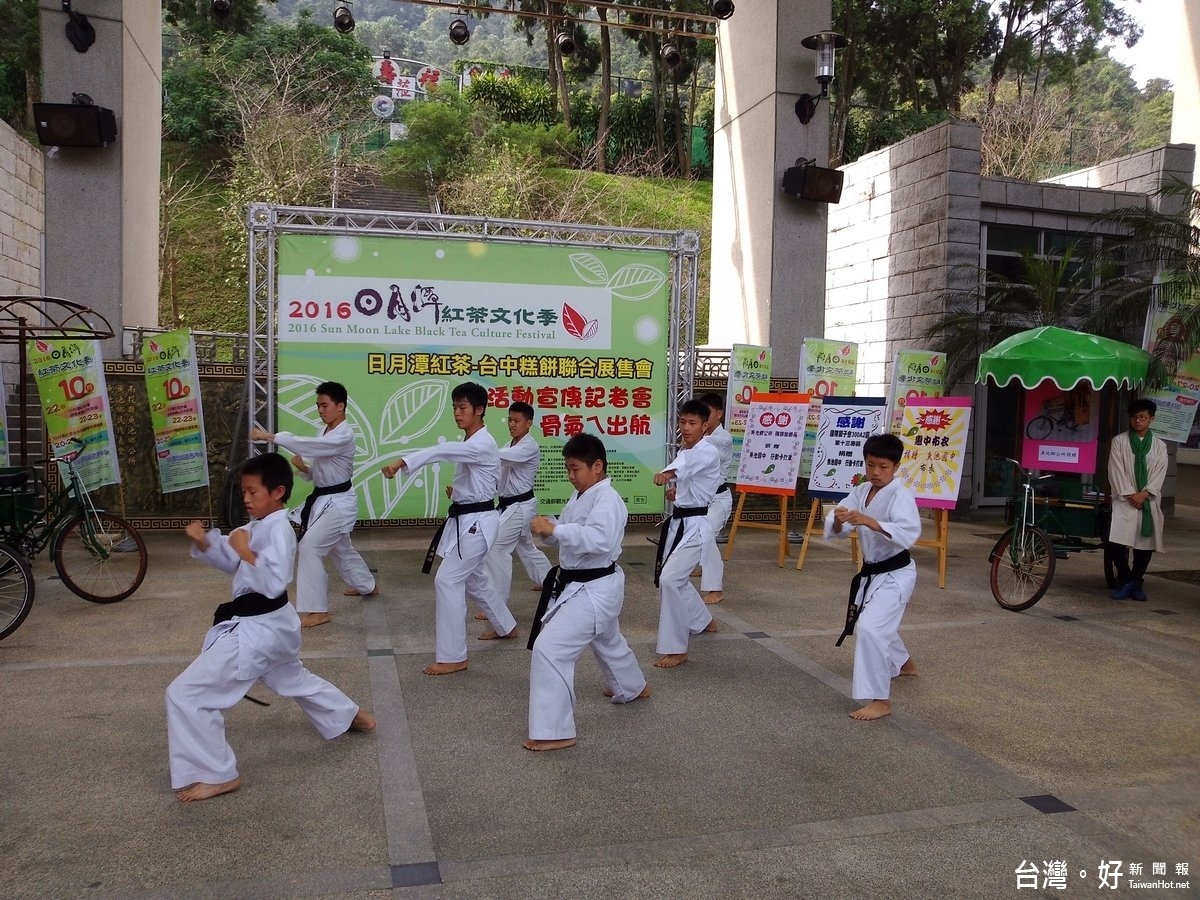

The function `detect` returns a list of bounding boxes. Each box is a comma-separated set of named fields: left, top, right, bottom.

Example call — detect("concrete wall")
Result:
left=1042, top=143, right=1196, bottom=216
left=708, top=0, right=832, bottom=368
left=38, top=0, right=161, bottom=354
left=825, top=120, right=981, bottom=396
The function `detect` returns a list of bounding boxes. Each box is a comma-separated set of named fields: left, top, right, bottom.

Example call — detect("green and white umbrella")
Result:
left=977, top=326, right=1149, bottom=391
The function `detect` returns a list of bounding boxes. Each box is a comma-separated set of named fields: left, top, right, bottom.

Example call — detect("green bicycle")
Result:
left=0, top=438, right=148, bottom=640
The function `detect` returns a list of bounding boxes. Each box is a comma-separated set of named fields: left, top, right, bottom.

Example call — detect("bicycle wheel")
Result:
left=990, top=526, right=1056, bottom=611
left=52, top=512, right=148, bottom=603
left=1025, top=415, right=1054, bottom=440
left=0, top=541, right=35, bottom=640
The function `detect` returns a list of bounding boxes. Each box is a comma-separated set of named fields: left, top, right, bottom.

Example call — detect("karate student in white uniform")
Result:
left=697, top=391, right=734, bottom=604
left=480, top=402, right=551, bottom=631
left=382, top=382, right=517, bottom=675
left=252, top=381, right=376, bottom=628
left=525, top=433, right=650, bottom=751
left=825, top=433, right=920, bottom=721
left=166, top=453, right=374, bottom=802
left=653, top=399, right=722, bottom=669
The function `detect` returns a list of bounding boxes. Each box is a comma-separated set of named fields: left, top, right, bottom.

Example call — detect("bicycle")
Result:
left=988, top=457, right=1114, bottom=612
left=0, top=438, right=148, bottom=640
left=1024, top=403, right=1081, bottom=440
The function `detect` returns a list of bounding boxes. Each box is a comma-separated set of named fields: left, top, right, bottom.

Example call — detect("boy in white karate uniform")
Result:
left=698, top=391, right=733, bottom=604
left=653, top=399, right=722, bottom=669
left=166, top=453, right=374, bottom=802
left=480, top=402, right=550, bottom=631
left=525, top=434, right=649, bottom=751
left=382, top=382, right=517, bottom=674
left=252, top=381, right=376, bottom=628
left=825, top=433, right=920, bottom=721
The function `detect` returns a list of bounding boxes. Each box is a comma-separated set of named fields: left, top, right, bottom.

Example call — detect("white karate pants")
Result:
left=851, top=568, right=915, bottom=701
left=655, top=528, right=712, bottom=655
left=295, top=506, right=374, bottom=614
left=483, top=499, right=547, bottom=605
left=700, top=489, right=733, bottom=592
left=435, top=533, right=516, bottom=661
left=528, top=571, right=646, bottom=740
left=165, top=627, right=358, bottom=789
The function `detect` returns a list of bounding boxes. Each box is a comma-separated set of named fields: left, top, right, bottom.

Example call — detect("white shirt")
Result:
left=274, top=419, right=356, bottom=488
left=705, top=424, right=734, bottom=482
left=191, top=507, right=297, bottom=600
left=824, top=479, right=921, bottom=564
left=545, top=477, right=626, bottom=568
left=498, top=433, right=540, bottom=497
left=662, top=439, right=722, bottom=508
left=403, top=427, right=500, bottom=504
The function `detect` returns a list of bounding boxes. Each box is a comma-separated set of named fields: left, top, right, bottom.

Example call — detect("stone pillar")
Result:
left=38, top=0, right=161, bottom=354
left=708, top=0, right=833, bottom=372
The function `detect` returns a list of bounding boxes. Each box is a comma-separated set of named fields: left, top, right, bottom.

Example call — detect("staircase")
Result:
left=337, top=170, right=435, bottom=214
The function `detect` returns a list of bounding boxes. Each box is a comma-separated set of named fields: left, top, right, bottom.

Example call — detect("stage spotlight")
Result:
left=555, top=30, right=576, bottom=56
left=660, top=42, right=681, bottom=71
left=211, top=0, right=231, bottom=20
left=449, top=18, right=471, bottom=45
left=709, top=0, right=734, bottom=19
left=333, top=5, right=355, bottom=33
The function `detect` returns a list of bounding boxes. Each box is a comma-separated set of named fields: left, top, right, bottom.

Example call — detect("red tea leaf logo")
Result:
left=562, top=303, right=598, bottom=340
left=930, top=355, right=940, bottom=366
left=149, top=340, right=160, bottom=353
left=35, top=339, right=50, bottom=353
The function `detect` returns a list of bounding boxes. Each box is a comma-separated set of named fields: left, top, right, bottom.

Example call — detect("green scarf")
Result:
left=1128, top=429, right=1155, bottom=538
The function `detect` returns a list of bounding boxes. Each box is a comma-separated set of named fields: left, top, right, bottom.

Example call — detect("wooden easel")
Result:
left=837, top=506, right=950, bottom=589
left=794, top=497, right=827, bottom=570
left=723, top=489, right=790, bottom=568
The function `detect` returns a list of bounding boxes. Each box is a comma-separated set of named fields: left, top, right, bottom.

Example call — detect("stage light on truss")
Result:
left=211, top=0, right=231, bottom=20
left=333, top=5, right=355, bottom=33
left=449, top=18, right=471, bottom=45
left=555, top=29, right=576, bottom=56
left=661, top=41, right=681, bottom=70
left=709, top=0, right=734, bottom=19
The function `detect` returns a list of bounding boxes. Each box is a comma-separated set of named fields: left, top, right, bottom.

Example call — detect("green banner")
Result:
left=143, top=328, right=210, bottom=493
left=798, top=339, right=859, bottom=479
left=888, top=349, right=946, bottom=433
left=725, top=344, right=772, bottom=482
left=277, top=234, right=672, bottom=518
left=27, top=338, right=120, bottom=489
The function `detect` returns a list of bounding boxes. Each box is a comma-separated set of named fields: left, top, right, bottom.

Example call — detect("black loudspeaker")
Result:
left=781, top=163, right=844, bottom=204
left=33, top=103, right=118, bottom=148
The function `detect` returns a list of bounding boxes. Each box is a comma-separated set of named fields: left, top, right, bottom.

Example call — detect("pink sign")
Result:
left=1019, top=382, right=1098, bottom=474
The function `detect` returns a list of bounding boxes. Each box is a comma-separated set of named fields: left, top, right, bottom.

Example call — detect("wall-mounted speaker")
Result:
left=781, top=163, right=843, bottom=204
left=32, top=103, right=118, bottom=148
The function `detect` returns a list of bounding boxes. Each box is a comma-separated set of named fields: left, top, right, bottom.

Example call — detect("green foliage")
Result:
left=164, top=0, right=272, bottom=41
left=383, top=87, right=483, bottom=183
left=842, top=106, right=950, bottom=164
left=466, top=74, right=554, bottom=126
left=0, top=0, right=38, bottom=130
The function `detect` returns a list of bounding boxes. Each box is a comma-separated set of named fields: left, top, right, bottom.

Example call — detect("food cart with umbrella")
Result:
left=976, top=326, right=1150, bottom=610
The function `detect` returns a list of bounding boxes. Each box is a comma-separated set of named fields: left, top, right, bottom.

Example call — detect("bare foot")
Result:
left=344, top=586, right=379, bottom=597
left=300, top=612, right=332, bottom=628
left=176, top=777, right=241, bottom=802
left=348, top=708, right=376, bottom=732
left=603, top=684, right=652, bottom=700
left=702, top=620, right=719, bottom=633
left=474, top=612, right=487, bottom=621
left=899, top=658, right=918, bottom=677
left=849, top=700, right=892, bottom=721
left=654, top=653, right=688, bottom=669
left=478, top=627, right=520, bottom=641
left=423, top=660, right=468, bottom=676
left=523, top=737, right=577, bottom=751
left=703, top=591, right=724, bottom=605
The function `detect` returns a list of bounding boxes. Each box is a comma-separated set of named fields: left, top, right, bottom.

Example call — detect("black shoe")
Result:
left=1131, top=580, right=1148, bottom=602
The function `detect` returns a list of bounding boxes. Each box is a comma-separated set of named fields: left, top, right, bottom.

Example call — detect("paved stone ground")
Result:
left=2, top=501, right=1197, bottom=899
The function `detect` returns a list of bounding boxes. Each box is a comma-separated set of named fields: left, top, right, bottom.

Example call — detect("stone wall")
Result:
left=826, top=120, right=982, bottom=396
left=0, top=120, right=43, bottom=298
left=1042, top=144, right=1196, bottom=216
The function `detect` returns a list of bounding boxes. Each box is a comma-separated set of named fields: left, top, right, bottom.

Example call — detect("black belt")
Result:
left=527, top=563, right=617, bottom=649
left=213, top=590, right=288, bottom=626
left=498, top=489, right=535, bottom=511
left=836, top=550, right=911, bottom=646
left=299, top=480, right=352, bottom=536
left=653, top=505, right=709, bottom=587
left=716, top=483, right=730, bottom=494
left=422, top=499, right=496, bottom=574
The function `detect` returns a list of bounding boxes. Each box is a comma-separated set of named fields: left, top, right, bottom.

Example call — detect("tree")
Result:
left=0, top=0, right=39, bottom=130
left=164, top=0, right=274, bottom=41
left=985, top=0, right=1141, bottom=113
left=923, top=244, right=1151, bottom=388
